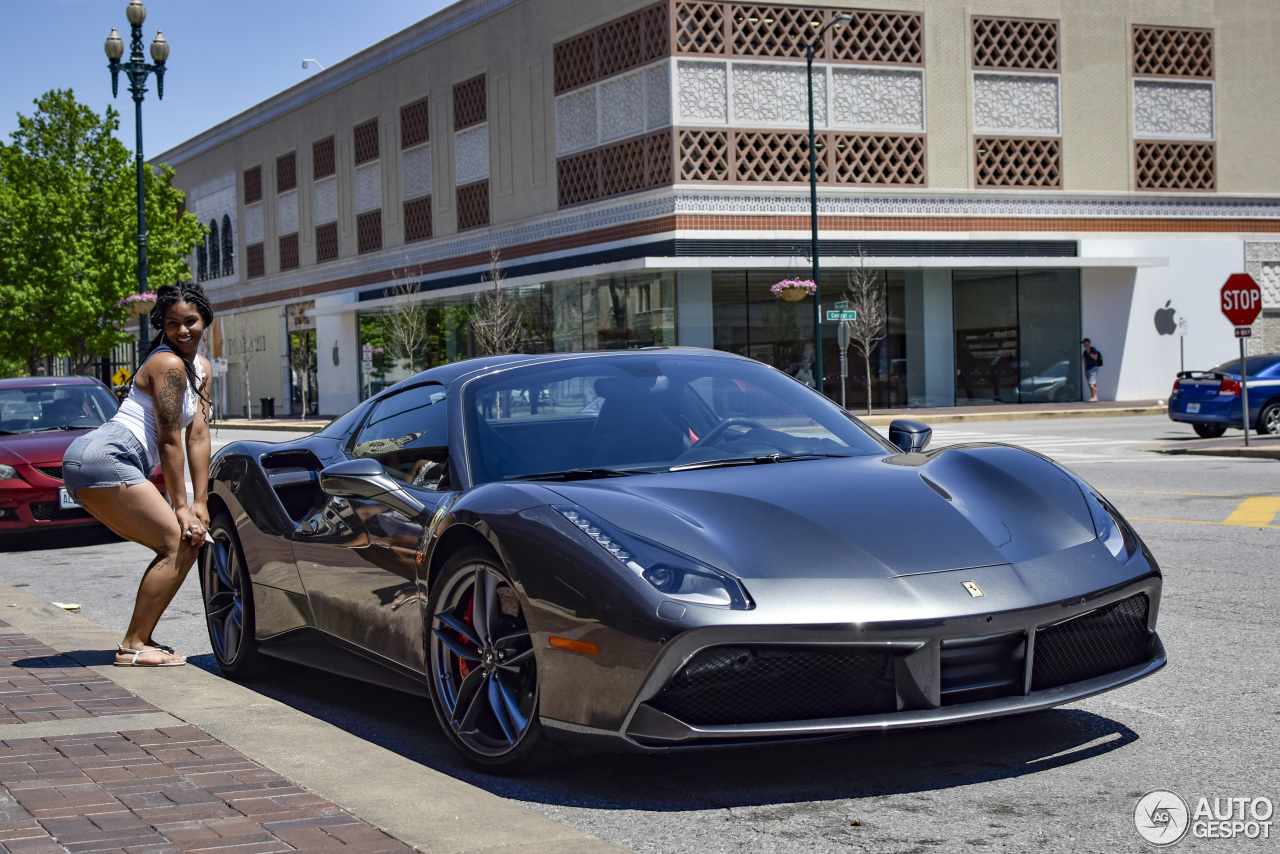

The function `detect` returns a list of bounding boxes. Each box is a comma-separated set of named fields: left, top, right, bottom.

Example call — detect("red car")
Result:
left=0, top=376, right=165, bottom=534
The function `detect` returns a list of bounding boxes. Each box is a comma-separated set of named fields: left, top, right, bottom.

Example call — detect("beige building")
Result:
left=158, top=0, right=1280, bottom=417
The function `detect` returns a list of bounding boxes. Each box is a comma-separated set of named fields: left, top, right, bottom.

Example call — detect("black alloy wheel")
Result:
left=427, top=548, right=560, bottom=773
left=200, top=513, right=261, bottom=677
left=1193, top=422, right=1227, bottom=439
left=1257, top=402, right=1280, bottom=435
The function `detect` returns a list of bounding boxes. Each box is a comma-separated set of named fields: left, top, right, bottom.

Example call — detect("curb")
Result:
left=1149, top=446, right=1280, bottom=460
left=0, top=582, right=626, bottom=854
left=212, top=420, right=328, bottom=433
left=858, top=405, right=1166, bottom=427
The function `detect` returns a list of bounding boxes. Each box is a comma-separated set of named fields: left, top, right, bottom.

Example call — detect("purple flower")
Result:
left=771, top=279, right=817, bottom=296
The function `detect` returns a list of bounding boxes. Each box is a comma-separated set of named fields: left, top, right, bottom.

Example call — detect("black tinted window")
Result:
left=351, top=384, right=450, bottom=489
left=1209, top=356, right=1280, bottom=377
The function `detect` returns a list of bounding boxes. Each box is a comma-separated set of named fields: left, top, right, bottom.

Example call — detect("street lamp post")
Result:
left=806, top=12, right=850, bottom=398
left=104, top=0, right=168, bottom=364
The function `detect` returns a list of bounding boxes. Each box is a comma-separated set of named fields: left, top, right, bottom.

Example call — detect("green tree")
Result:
left=0, top=89, right=203, bottom=377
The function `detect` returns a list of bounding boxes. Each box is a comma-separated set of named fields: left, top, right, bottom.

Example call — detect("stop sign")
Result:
left=1220, top=273, right=1262, bottom=327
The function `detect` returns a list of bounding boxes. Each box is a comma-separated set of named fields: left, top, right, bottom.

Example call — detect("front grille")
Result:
left=651, top=646, right=894, bottom=726
left=36, top=466, right=63, bottom=480
left=1032, top=594, right=1151, bottom=691
left=29, top=502, right=92, bottom=522
left=939, top=631, right=1027, bottom=706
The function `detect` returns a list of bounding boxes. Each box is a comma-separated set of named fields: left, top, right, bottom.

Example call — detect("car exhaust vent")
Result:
left=939, top=631, right=1026, bottom=706
left=652, top=645, right=894, bottom=726
left=36, top=466, right=63, bottom=480
left=1031, top=594, right=1151, bottom=691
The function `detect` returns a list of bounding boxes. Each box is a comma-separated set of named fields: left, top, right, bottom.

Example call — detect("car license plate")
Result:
left=58, top=488, right=81, bottom=510
left=1186, top=402, right=1201, bottom=414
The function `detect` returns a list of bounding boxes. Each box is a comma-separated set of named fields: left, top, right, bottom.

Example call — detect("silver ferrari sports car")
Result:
left=200, top=348, right=1164, bottom=772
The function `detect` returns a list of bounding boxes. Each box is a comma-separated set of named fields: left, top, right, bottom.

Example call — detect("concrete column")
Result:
left=906, top=269, right=955, bottom=407
left=316, top=295, right=360, bottom=416
left=676, top=270, right=714, bottom=349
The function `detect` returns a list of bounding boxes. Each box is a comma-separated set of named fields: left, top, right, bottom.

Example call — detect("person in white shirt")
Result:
left=62, top=282, right=214, bottom=666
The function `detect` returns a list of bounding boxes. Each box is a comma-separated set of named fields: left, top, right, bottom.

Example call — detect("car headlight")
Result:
left=1086, top=491, right=1138, bottom=561
left=554, top=505, right=753, bottom=609
left=0, top=465, right=18, bottom=480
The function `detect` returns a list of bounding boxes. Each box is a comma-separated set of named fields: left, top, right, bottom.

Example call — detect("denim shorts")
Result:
left=62, top=422, right=150, bottom=498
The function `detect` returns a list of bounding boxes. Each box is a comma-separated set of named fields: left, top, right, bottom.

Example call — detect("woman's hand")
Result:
left=176, top=506, right=206, bottom=547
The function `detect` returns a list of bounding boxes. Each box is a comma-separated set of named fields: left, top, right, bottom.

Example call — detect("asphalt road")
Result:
left=1, top=416, right=1277, bottom=853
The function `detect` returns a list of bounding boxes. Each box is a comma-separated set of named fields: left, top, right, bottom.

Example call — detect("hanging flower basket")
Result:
left=117, top=292, right=157, bottom=318
left=772, top=279, right=817, bottom=302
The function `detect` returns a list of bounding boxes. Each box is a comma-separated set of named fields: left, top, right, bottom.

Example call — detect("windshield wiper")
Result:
left=23, top=425, right=89, bottom=433
left=669, top=453, right=849, bottom=472
left=504, top=467, right=651, bottom=482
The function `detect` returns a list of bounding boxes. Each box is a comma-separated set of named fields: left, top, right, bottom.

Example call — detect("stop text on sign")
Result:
left=1222, top=290, right=1260, bottom=312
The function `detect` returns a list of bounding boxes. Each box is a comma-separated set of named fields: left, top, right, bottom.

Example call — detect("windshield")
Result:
left=1208, top=356, right=1280, bottom=377
left=463, top=354, right=890, bottom=483
left=0, top=384, right=118, bottom=434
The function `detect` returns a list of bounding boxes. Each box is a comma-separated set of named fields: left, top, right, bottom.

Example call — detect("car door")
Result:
left=291, top=383, right=452, bottom=673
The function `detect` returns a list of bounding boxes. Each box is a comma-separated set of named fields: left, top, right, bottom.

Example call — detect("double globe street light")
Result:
left=806, top=12, right=851, bottom=398
left=104, top=0, right=169, bottom=363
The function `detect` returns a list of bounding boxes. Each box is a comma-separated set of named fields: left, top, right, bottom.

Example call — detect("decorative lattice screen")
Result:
left=832, top=134, right=925, bottom=185
left=456, top=181, right=490, bottom=230
left=315, top=222, right=339, bottom=262
left=1136, top=141, right=1215, bottom=190
left=243, top=166, right=262, bottom=204
left=557, top=130, right=674, bottom=207
left=554, top=3, right=670, bottom=94
left=731, top=5, right=823, bottom=58
left=354, top=119, right=380, bottom=164
left=453, top=76, right=487, bottom=130
left=975, top=137, right=1062, bottom=188
left=675, top=2, right=726, bottom=55
left=278, top=233, right=299, bottom=271
left=246, top=243, right=265, bottom=278
left=1132, top=26, right=1213, bottom=78
left=276, top=152, right=296, bottom=193
left=400, top=98, right=430, bottom=148
left=313, top=137, right=335, bottom=179
left=679, top=129, right=730, bottom=180
left=734, top=131, right=827, bottom=183
left=972, top=16, right=1060, bottom=71
left=404, top=197, right=433, bottom=242
left=830, top=10, right=923, bottom=65
left=356, top=209, right=382, bottom=253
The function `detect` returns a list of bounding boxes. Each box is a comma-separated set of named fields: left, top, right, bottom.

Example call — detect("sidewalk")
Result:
left=0, top=584, right=624, bottom=854
left=214, top=400, right=1168, bottom=434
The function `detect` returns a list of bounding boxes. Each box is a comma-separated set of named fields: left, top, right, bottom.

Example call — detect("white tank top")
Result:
left=112, top=343, right=206, bottom=469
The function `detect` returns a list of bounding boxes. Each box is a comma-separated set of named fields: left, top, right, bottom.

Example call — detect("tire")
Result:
left=199, top=512, right=263, bottom=678
left=426, top=546, right=563, bottom=774
left=1193, top=422, right=1227, bottom=439
left=1257, top=402, right=1280, bottom=435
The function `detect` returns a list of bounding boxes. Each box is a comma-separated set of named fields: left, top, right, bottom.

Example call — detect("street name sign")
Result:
left=826, top=310, right=857, bottom=321
left=834, top=300, right=849, bottom=310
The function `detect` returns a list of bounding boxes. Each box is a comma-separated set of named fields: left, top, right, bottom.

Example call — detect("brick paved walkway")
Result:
left=0, top=624, right=415, bottom=854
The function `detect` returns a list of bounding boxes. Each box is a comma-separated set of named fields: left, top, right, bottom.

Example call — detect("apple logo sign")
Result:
left=1154, top=300, right=1177, bottom=335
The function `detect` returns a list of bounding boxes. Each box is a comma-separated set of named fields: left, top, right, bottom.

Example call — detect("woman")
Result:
left=62, top=282, right=214, bottom=666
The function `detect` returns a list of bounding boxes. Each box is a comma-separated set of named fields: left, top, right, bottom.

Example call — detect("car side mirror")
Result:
left=319, top=458, right=426, bottom=519
left=888, top=419, right=932, bottom=453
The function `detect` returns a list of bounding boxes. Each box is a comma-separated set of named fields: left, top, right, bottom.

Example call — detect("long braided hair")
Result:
left=137, top=282, right=215, bottom=425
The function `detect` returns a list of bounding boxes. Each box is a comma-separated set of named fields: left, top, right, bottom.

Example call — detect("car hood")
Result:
left=543, top=444, right=1098, bottom=581
left=0, top=430, right=91, bottom=466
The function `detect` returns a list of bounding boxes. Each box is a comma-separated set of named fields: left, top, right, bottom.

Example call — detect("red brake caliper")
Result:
left=457, top=591, right=476, bottom=680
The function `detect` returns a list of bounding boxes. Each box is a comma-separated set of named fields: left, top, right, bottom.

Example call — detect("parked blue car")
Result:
left=1168, top=353, right=1280, bottom=438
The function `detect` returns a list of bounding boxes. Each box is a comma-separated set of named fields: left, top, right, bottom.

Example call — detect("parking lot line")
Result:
left=1222, top=496, right=1280, bottom=527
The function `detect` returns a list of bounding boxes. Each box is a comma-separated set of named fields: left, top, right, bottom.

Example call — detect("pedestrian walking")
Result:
left=1081, top=337, right=1102, bottom=402
left=61, top=283, right=214, bottom=666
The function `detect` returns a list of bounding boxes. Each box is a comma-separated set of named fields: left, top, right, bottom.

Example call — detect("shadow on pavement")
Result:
left=0, top=526, right=123, bottom=552
left=205, top=655, right=1139, bottom=811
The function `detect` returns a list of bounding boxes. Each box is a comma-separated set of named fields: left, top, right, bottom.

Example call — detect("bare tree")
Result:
left=382, top=274, right=433, bottom=375
left=290, top=330, right=316, bottom=420
left=230, top=307, right=259, bottom=419
left=472, top=248, right=524, bottom=356
left=843, top=261, right=887, bottom=415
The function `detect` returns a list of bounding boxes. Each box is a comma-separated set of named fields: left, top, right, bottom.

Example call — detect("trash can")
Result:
left=259, top=397, right=275, bottom=419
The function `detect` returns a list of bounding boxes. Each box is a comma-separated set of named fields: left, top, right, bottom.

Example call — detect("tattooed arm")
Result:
left=148, top=353, right=200, bottom=545
left=185, top=356, right=212, bottom=536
